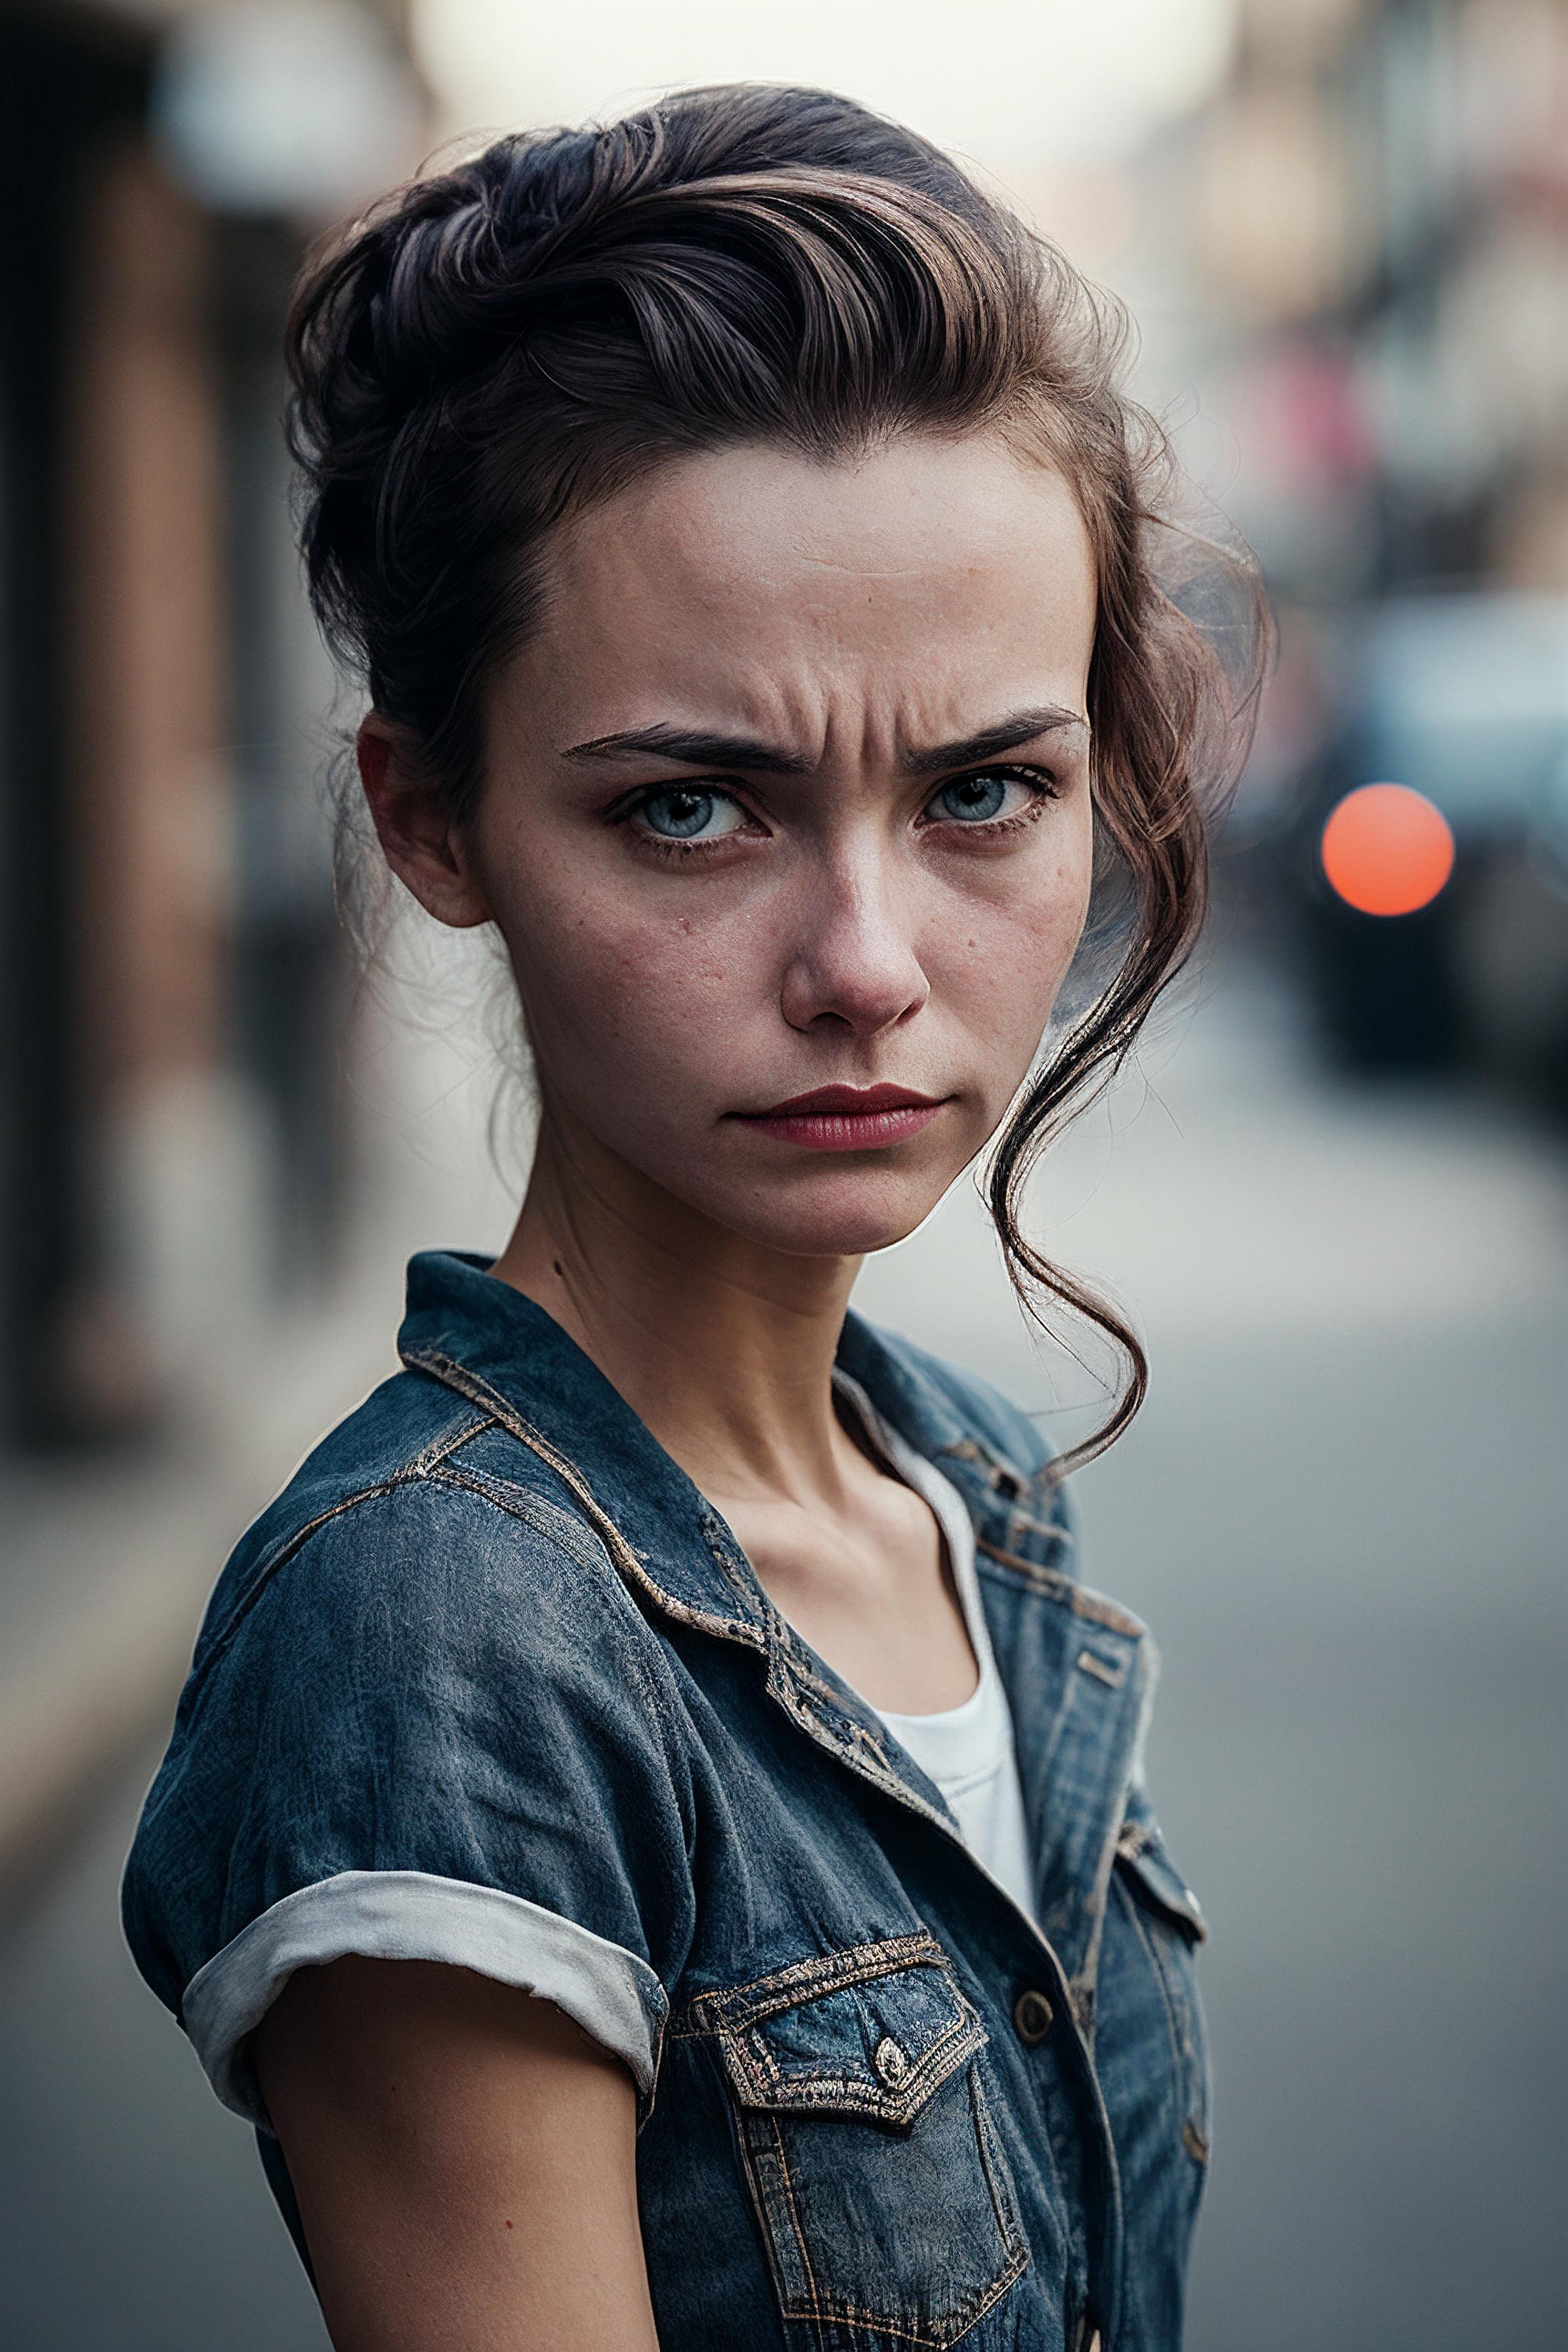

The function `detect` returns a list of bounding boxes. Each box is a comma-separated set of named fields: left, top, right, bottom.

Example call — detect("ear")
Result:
left=357, top=716, right=494, bottom=930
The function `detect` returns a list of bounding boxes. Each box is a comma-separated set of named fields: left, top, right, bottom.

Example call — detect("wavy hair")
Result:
left=286, top=83, right=1269, bottom=1472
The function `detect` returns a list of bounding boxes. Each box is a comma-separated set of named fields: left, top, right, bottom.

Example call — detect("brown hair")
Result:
left=286, top=83, right=1269, bottom=1472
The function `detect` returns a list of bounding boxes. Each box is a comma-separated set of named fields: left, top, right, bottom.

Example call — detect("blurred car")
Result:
left=1289, top=592, right=1568, bottom=1108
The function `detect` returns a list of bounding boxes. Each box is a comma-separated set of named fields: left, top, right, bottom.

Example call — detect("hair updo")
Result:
left=286, top=81, right=1268, bottom=1470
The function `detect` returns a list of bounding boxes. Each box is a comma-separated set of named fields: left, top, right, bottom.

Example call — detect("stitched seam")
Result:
left=776, top=2271, right=1023, bottom=2338
left=974, top=1539, right=1141, bottom=1631
left=407, top=1409, right=497, bottom=1476
left=1073, top=1760, right=1143, bottom=2034
left=637, top=2007, right=670, bottom=2139
left=732, top=2108, right=815, bottom=2336
left=727, top=1999, right=1028, bottom=2345
left=1119, top=1874, right=1186, bottom=2089
left=202, top=1483, right=402, bottom=1664
left=190, top=1402, right=494, bottom=1673
left=1113, top=1845, right=1208, bottom=1944
left=767, top=1663, right=960, bottom=1838
left=790, top=1659, right=865, bottom=1722
left=426, top=1461, right=612, bottom=1579
left=698, top=1510, right=777, bottom=1622
left=734, top=2017, right=985, bottom=2122
left=753, top=2011, right=973, bottom=2096
left=405, top=1347, right=771, bottom=1650
left=934, top=1441, right=1074, bottom=1539
left=974, top=1539, right=1080, bottom=1601
left=424, top=1465, right=688, bottom=1749
left=674, top=1934, right=945, bottom=2035
left=775, top=2237, right=1027, bottom=2343
left=932, top=1433, right=1054, bottom=1507
left=195, top=1471, right=468, bottom=1677
left=934, top=1433, right=1023, bottom=1480
left=1117, top=1873, right=1205, bottom=2143
left=971, top=2065, right=1025, bottom=2256
left=768, top=2113, right=825, bottom=2324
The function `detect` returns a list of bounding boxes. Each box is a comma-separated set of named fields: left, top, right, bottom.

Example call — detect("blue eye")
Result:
left=928, top=770, right=1038, bottom=825
left=635, top=787, right=746, bottom=842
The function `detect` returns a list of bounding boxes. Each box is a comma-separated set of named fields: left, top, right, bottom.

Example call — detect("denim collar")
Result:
left=398, top=1248, right=984, bottom=1654
left=396, top=1248, right=1039, bottom=1834
left=398, top=1247, right=1154, bottom=2018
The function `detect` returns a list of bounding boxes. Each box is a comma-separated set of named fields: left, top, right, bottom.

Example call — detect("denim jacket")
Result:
left=123, top=1250, right=1209, bottom=2352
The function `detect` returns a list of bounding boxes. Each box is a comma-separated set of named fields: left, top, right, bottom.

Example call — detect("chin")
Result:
left=698, top=1165, right=955, bottom=1261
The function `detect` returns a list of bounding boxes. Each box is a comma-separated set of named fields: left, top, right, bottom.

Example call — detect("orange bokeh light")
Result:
left=1320, top=783, right=1455, bottom=917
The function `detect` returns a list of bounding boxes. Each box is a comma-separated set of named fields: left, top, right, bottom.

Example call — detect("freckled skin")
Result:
left=449, top=435, right=1098, bottom=1261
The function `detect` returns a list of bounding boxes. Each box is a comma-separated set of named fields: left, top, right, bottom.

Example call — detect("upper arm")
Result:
left=255, top=1956, right=661, bottom=2352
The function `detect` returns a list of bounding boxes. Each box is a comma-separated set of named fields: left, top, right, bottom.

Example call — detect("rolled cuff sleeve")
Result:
left=182, top=1868, right=668, bottom=2128
left=123, top=1475, right=698, bottom=2131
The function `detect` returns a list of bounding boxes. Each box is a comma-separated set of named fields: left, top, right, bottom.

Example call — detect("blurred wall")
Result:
left=0, top=0, right=423, bottom=1448
left=8, top=0, right=1561, bottom=1450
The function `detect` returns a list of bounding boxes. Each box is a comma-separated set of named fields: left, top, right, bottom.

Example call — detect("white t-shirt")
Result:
left=831, top=1376, right=1038, bottom=1925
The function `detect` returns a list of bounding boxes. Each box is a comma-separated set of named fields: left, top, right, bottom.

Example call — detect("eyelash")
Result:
left=919, top=764, right=1060, bottom=835
left=616, top=764, right=1061, bottom=860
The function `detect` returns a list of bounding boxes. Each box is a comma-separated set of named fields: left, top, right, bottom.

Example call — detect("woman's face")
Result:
left=408, top=433, right=1097, bottom=1260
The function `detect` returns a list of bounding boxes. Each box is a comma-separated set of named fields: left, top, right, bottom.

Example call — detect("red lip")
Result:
left=748, top=1083, right=944, bottom=1117
left=731, top=1083, right=949, bottom=1153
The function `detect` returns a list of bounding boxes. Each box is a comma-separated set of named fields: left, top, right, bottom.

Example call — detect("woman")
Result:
left=124, top=84, right=1261, bottom=2352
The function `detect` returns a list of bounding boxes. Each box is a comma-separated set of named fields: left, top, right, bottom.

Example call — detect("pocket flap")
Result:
left=703, top=1935, right=986, bottom=2127
left=1115, top=1816, right=1208, bottom=1943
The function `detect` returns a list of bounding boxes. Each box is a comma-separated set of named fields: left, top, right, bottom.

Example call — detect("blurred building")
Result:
left=4, top=0, right=1563, bottom=1455
left=1173, top=0, right=1567, bottom=599
left=0, top=0, right=425, bottom=1448
left=1152, top=0, right=1568, bottom=1092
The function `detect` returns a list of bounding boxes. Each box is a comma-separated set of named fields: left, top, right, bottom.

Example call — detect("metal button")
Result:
left=873, top=2036, right=910, bottom=2087
left=1012, top=1988, right=1055, bottom=2045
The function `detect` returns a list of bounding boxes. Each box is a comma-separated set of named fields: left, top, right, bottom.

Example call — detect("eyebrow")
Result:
left=560, top=705, right=1090, bottom=775
left=562, top=723, right=812, bottom=774
left=901, top=705, right=1090, bottom=775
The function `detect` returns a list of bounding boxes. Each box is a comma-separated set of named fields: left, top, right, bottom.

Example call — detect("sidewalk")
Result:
left=0, top=1288, right=392, bottom=1892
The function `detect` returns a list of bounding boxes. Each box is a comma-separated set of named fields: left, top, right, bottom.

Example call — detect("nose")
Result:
left=778, top=847, right=930, bottom=1039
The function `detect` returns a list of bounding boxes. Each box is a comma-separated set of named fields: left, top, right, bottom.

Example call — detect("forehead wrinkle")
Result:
left=792, top=552, right=935, bottom=581
left=746, top=677, right=1090, bottom=783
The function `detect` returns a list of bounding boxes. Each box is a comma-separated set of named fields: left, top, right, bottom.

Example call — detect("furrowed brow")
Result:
left=901, top=706, right=1090, bottom=777
left=560, top=723, right=813, bottom=774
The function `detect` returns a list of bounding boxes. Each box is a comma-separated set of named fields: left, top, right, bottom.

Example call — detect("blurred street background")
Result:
left=1, top=4, right=1564, bottom=2348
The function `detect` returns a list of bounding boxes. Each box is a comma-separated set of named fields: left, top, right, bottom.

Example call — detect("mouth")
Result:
left=729, top=1083, right=951, bottom=1152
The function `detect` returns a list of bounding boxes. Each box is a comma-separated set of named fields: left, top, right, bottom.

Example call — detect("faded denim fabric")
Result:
left=123, top=1250, right=1209, bottom=2352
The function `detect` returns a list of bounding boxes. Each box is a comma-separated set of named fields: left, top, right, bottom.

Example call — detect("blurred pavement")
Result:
left=1, top=944, right=1564, bottom=2352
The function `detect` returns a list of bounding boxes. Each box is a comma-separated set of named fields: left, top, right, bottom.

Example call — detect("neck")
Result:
left=488, top=1113, right=862, bottom=1507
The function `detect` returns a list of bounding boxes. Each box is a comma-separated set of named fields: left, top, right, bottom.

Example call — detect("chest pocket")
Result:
left=688, top=1934, right=1028, bottom=2349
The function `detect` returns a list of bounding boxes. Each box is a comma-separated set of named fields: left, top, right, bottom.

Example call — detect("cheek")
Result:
left=933, top=837, right=1093, bottom=1056
left=495, top=875, right=765, bottom=1109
